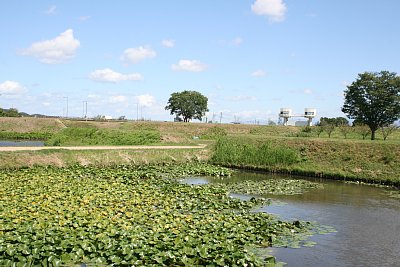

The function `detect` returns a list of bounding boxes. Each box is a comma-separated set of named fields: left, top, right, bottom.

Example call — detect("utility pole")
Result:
left=83, top=101, right=88, bottom=119
left=136, top=103, right=139, bottom=121
left=64, top=97, right=68, bottom=118
left=219, top=112, right=222, bottom=124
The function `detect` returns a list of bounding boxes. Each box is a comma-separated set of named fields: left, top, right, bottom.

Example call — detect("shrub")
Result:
left=211, top=137, right=300, bottom=167
left=45, top=128, right=161, bottom=146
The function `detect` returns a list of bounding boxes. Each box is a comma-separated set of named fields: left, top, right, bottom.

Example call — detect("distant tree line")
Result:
left=318, top=117, right=349, bottom=126
left=0, top=107, right=21, bottom=117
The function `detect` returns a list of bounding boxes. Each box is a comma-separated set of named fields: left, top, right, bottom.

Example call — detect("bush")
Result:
left=211, top=137, right=300, bottom=167
left=45, top=128, right=161, bottom=146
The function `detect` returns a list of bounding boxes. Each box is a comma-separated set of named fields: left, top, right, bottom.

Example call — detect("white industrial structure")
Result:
left=279, top=108, right=316, bottom=126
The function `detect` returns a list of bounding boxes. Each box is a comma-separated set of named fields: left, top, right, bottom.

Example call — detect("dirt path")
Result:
left=0, top=144, right=207, bottom=152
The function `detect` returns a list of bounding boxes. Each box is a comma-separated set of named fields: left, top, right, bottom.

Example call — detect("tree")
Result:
left=321, top=121, right=335, bottom=138
left=338, top=125, right=352, bottom=139
left=0, top=107, right=20, bottom=117
left=354, top=123, right=371, bottom=140
left=165, top=90, right=208, bottom=122
left=315, top=126, right=324, bottom=137
left=319, top=117, right=349, bottom=126
left=381, top=124, right=398, bottom=141
left=342, top=71, right=400, bottom=140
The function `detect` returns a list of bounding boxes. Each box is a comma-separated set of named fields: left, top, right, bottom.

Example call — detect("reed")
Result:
left=211, top=137, right=299, bottom=168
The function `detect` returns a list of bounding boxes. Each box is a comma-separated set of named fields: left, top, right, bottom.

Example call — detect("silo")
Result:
left=304, top=108, right=316, bottom=126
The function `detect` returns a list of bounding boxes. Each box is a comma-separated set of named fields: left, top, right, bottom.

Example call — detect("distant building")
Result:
left=279, top=108, right=316, bottom=126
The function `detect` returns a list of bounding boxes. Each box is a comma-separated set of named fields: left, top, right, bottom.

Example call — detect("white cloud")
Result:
left=79, top=16, right=90, bottom=21
left=228, top=95, right=257, bottom=102
left=161, top=39, right=175, bottom=48
left=232, top=37, right=243, bottom=46
left=172, top=60, right=207, bottom=72
left=45, top=5, right=56, bottom=15
left=135, top=94, right=155, bottom=107
left=0, top=81, right=26, bottom=95
left=251, top=70, right=267, bottom=77
left=304, top=88, right=313, bottom=94
left=109, top=95, right=127, bottom=104
left=251, top=0, right=287, bottom=22
left=121, top=46, right=156, bottom=64
left=88, top=94, right=101, bottom=100
left=89, top=68, right=143, bottom=83
left=19, top=29, right=80, bottom=64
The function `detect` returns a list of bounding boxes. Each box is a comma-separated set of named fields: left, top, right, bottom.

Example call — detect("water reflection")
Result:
left=183, top=171, right=400, bottom=266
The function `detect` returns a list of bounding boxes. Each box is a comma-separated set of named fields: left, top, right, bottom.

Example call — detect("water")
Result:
left=0, top=140, right=45, bottom=147
left=184, top=172, right=400, bottom=266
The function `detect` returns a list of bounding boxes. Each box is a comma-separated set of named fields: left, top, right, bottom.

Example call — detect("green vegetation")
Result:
left=0, top=118, right=399, bottom=187
left=0, top=164, right=317, bottom=266
left=0, top=131, right=52, bottom=140
left=201, top=126, right=227, bottom=139
left=0, top=107, right=21, bottom=117
left=210, top=178, right=323, bottom=196
left=211, top=137, right=300, bottom=169
left=210, top=136, right=400, bottom=186
left=0, top=147, right=211, bottom=169
left=342, top=71, right=400, bottom=140
left=45, top=127, right=161, bottom=146
left=165, top=90, right=209, bottom=122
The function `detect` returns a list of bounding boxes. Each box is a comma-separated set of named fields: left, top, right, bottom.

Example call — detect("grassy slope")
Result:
left=211, top=136, right=399, bottom=186
left=0, top=118, right=399, bottom=186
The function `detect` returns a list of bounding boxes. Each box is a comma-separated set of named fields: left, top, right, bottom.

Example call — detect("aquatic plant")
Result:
left=0, top=164, right=316, bottom=266
left=210, top=179, right=323, bottom=196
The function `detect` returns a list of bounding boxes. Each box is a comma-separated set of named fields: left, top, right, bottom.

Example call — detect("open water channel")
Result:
left=0, top=140, right=44, bottom=147
left=185, top=172, right=400, bottom=267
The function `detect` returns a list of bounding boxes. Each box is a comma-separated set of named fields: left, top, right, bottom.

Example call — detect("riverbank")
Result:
left=0, top=146, right=210, bottom=169
left=210, top=137, right=400, bottom=187
left=0, top=118, right=399, bottom=186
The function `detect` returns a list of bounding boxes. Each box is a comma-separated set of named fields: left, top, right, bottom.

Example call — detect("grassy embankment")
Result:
left=0, top=117, right=399, bottom=186
left=210, top=136, right=400, bottom=186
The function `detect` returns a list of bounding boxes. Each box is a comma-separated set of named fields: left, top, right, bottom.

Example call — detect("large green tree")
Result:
left=342, top=71, right=400, bottom=140
left=165, top=90, right=208, bottom=122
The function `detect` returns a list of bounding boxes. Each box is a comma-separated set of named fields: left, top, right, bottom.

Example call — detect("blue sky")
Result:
left=1, top=0, right=399, bottom=123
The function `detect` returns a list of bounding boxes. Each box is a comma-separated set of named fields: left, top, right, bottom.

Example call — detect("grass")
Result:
left=0, top=131, right=52, bottom=140
left=0, top=147, right=210, bottom=169
left=0, top=118, right=399, bottom=186
left=211, top=137, right=300, bottom=168
left=45, top=127, right=161, bottom=146
left=210, top=136, right=400, bottom=186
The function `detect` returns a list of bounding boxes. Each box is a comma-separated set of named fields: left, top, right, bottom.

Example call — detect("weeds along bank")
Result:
left=0, top=148, right=211, bottom=169
left=0, top=118, right=399, bottom=186
left=0, top=117, right=298, bottom=144
left=210, top=137, right=400, bottom=187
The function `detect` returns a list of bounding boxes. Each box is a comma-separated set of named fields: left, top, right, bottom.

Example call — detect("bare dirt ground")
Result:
left=0, top=144, right=207, bottom=152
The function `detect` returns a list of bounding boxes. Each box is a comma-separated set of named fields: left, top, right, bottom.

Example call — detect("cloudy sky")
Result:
left=1, top=0, right=399, bottom=123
